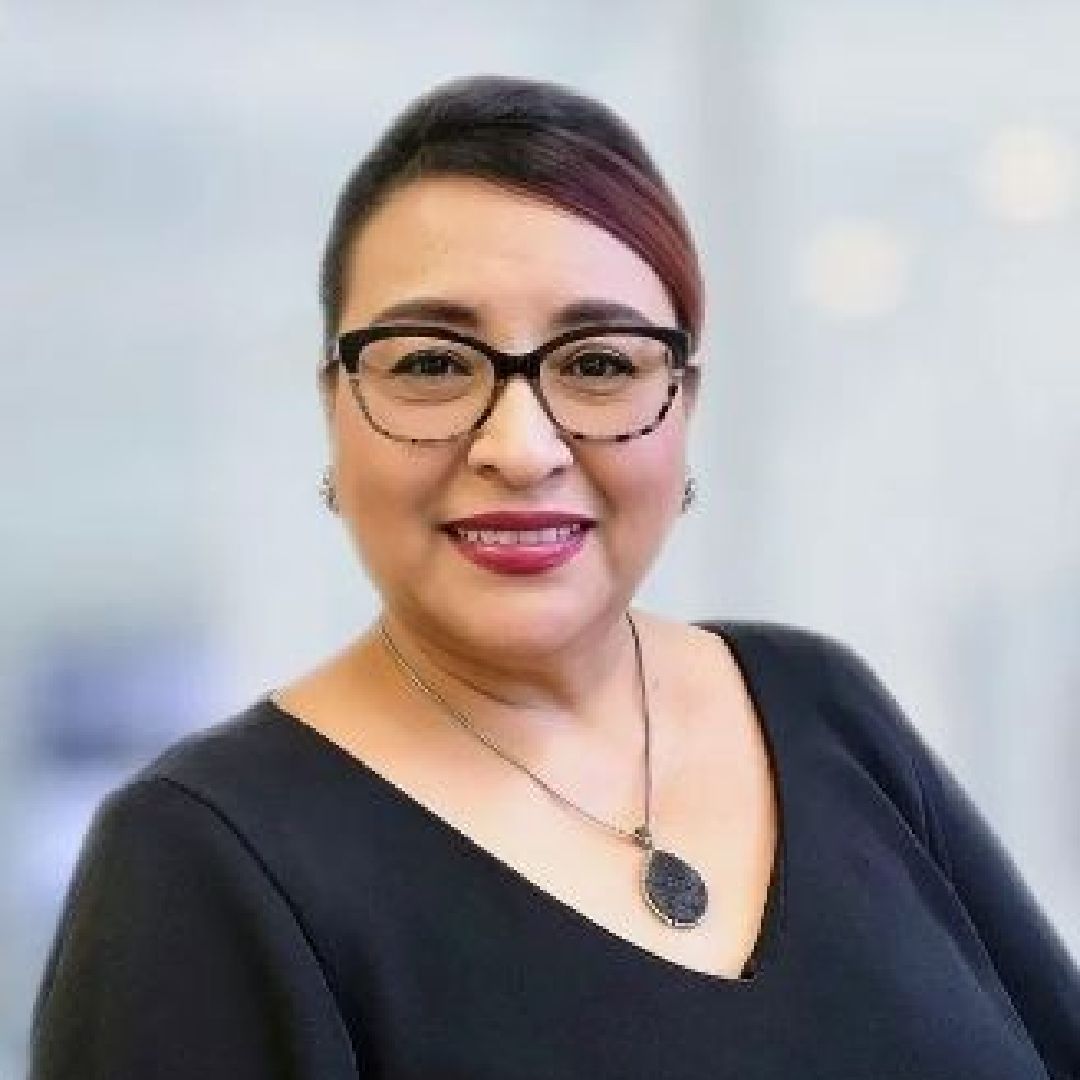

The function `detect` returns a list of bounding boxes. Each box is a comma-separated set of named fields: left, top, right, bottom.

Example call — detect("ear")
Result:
left=681, top=364, right=701, bottom=420
left=318, top=360, right=338, bottom=425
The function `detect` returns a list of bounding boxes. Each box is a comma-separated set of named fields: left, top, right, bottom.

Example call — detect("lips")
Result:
left=440, top=511, right=594, bottom=574
left=441, top=511, right=596, bottom=545
left=449, top=523, right=586, bottom=544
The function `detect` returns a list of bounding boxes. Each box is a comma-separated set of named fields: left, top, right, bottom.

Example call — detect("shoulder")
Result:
left=73, top=700, right=295, bottom=873
left=640, top=610, right=896, bottom=705
left=693, top=616, right=933, bottom=833
left=32, top=719, right=360, bottom=1078
left=699, top=614, right=917, bottom=733
left=691, top=615, right=888, bottom=695
left=59, top=696, right=367, bottom=948
left=138, top=696, right=302, bottom=798
left=692, top=616, right=904, bottom=705
left=78, top=697, right=344, bottom=887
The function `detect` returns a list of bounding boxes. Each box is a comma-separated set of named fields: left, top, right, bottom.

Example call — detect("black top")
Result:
left=29, top=621, right=1080, bottom=1079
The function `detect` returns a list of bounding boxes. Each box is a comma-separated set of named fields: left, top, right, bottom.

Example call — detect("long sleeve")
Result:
left=911, top=732, right=1080, bottom=1079
left=29, top=776, right=360, bottom=1079
left=825, top=638, right=1080, bottom=1079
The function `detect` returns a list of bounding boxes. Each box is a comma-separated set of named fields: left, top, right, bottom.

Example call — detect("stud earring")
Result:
left=680, top=476, right=698, bottom=514
left=318, top=468, right=338, bottom=513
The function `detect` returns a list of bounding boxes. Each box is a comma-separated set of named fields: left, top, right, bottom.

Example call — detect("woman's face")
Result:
left=329, top=174, right=698, bottom=658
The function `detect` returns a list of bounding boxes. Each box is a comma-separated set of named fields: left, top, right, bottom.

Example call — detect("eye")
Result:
left=561, top=348, right=637, bottom=378
left=390, top=349, right=472, bottom=377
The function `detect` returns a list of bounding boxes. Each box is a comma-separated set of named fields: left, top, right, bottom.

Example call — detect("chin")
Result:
left=418, top=588, right=617, bottom=658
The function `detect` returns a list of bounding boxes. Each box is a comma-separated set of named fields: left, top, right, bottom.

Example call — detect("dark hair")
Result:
left=318, top=74, right=703, bottom=385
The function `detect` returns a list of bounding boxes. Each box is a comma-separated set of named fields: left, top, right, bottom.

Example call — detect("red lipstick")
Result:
left=441, top=510, right=594, bottom=575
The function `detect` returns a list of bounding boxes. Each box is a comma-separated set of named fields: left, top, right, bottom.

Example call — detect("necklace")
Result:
left=376, top=612, right=709, bottom=929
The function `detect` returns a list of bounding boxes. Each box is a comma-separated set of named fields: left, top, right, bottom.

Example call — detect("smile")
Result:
left=447, top=523, right=586, bottom=545
left=442, top=522, right=591, bottom=575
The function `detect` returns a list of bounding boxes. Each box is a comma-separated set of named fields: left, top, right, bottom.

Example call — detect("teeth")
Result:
left=454, top=524, right=583, bottom=544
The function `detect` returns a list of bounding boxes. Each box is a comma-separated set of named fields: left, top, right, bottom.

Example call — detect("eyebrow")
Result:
left=366, top=296, right=660, bottom=333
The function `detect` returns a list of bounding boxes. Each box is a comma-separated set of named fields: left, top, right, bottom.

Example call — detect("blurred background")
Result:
left=3, top=0, right=1078, bottom=1072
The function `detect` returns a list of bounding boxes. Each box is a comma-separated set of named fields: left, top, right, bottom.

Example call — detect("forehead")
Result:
left=341, top=175, right=677, bottom=332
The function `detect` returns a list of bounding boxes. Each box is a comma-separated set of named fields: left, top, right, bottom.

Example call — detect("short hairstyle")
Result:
left=318, top=74, right=703, bottom=388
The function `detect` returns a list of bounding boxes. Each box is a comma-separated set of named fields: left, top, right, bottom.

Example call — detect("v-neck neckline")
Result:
left=262, top=620, right=789, bottom=991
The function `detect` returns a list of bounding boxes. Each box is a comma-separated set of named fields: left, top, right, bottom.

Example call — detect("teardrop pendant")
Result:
left=641, top=848, right=710, bottom=928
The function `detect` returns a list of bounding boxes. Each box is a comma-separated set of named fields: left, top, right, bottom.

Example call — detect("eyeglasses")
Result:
left=329, top=323, right=694, bottom=444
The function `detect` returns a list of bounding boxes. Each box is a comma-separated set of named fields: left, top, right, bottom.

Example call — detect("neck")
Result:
left=369, top=606, right=647, bottom=757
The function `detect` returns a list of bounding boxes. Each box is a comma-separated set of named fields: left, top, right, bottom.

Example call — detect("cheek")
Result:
left=330, top=399, right=453, bottom=571
left=595, top=425, right=687, bottom=540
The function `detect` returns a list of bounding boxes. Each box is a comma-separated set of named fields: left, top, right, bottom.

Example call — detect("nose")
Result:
left=465, top=377, right=574, bottom=486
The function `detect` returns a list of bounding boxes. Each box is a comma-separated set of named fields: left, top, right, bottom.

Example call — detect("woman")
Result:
left=30, top=75, right=1078, bottom=1078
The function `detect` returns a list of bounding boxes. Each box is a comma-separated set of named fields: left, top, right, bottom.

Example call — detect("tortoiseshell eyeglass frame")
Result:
left=324, top=322, right=695, bottom=446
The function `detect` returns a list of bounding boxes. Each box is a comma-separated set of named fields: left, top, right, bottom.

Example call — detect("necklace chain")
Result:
left=376, top=612, right=654, bottom=848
